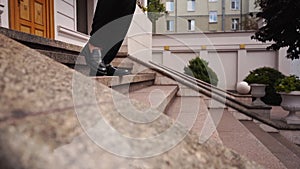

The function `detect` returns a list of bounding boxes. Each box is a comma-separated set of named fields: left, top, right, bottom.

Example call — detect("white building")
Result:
left=0, top=0, right=149, bottom=47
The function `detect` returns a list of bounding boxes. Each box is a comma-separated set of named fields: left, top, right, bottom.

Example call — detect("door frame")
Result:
left=9, top=0, right=54, bottom=39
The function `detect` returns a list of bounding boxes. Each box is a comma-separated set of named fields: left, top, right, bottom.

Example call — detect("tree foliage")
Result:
left=244, top=67, right=285, bottom=105
left=243, top=14, right=259, bottom=30
left=147, top=0, right=166, bottom=23
left=252, top=0, right=300, bottom=59
left=275, top=75, right=300, bottom=93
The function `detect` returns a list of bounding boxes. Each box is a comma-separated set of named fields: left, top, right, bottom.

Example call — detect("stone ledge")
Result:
left=93, top=73, right=156, bottom=87
left=0, top=27, right=82, bottom=53
left=0, top=28, right=129, bottom=67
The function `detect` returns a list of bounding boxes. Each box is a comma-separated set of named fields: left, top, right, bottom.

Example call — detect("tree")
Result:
left=243, top=13, right=259, bottom=30
left=252, top=0, right=300, bottom=59
left=184, top=57, right=218, bottom=86
left=147, top=0, right=166, bottom=33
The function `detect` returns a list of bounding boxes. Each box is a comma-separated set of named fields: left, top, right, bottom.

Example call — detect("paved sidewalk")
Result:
left=217, top=110, right=287, bottom=169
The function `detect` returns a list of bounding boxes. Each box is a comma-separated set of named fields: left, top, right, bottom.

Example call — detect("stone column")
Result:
left=162, top=46, right=171, bottom=66
left=199, top=45, right=208, bottom=58
left=237, top=44, right=247, bottom=83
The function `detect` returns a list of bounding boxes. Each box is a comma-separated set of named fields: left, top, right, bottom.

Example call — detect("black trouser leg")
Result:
left=89, top=0, right=136, bottom=65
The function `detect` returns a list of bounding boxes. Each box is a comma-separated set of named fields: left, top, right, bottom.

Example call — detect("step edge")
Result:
left=241, top=121, right=300, bottom=169
left=93, top=74, right=156, bottom=87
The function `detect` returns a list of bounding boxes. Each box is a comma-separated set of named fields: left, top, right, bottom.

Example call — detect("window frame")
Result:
left=188, top=19, right=196, bottom=31
left=209, top=11, right=218, bottom=23
left=231, top=18, right=240, bottom=30
left=231, top=0, right=240, bottom=10
left=166, top=0, right=175, bottom=12
left=187, top=0, right=196, bottom=12
left=167, top=20, right=175, bottom=32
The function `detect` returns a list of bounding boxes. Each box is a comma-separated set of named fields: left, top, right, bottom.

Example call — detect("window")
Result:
left=231, top=0, right=240, bottom=10
left=76, top=0, right=94, bottom=34
left=187, top=0, right=195, bottom=11
left=166, top=0, right=174, bottom=12
left=209, top=11, right=217, bottom=23
left=167, top=20, right=175, bottom=31
left=188, top=19, right=195, bottom=31
left=232, top=18, right=239, bottom=30
left=76, top=0, right=88, bottom=34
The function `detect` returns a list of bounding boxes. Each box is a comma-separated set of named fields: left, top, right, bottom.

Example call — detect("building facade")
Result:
left=0, top=0, right=98, bottom=46
left=155, top=0, right=259, bottom=33
left=0, top=0, right=148, bottom=46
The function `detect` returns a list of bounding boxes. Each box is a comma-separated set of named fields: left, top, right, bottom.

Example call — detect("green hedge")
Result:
left=184, top=57, right=218, bottom=86
left=244, top=67, right=285, bottom=105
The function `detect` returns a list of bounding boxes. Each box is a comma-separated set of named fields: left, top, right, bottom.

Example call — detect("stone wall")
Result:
left=152, top=32, right=295, bottom=90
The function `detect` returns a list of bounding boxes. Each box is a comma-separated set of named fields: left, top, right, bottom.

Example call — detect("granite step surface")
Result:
left=93, top=73, right=156, bottom=93
left=217, top=110, right=287, bottom=169
left=165, top=96, right=289, bottom=168
left=165, top=96, right=223, bottom=144
left=128, top=85, right=178, bottom=115
left=111, top=59, right=134, bottom=70
left=37, top=50, right=132, bottom=69
left=242, top=121, right=300, bottom=169
left=270, top=133, right=300, bottom=158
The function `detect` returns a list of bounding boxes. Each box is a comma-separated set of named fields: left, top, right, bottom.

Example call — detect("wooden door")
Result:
left=10, top=0, right=54, bottom=39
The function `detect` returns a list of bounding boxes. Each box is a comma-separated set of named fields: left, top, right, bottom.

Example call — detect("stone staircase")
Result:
left=88, top=54, right=300, bottom=168
left=1, top=28, right=300, bottom=169
left=1, top=32, right=266, bottom=169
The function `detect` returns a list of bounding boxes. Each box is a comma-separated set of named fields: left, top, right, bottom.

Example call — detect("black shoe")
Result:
left=82, top=46, right=107, bottom=76
left=106, top=65, right=130, bottom=76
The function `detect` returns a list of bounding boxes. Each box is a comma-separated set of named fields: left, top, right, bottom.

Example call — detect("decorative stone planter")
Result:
left=280, top=91, right=300, bottom=125
left=250, top=84, right=268, bottom=106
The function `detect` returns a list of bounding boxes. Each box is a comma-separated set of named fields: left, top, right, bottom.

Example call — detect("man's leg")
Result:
left=101, top=0, right=137, bottom=64
left=86, top=0, right=136, bottom=75
left=90, top=0, right=136, bottom=61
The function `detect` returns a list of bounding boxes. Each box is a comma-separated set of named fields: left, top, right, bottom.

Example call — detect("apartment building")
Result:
left=155, top=0, right=259, bottom=33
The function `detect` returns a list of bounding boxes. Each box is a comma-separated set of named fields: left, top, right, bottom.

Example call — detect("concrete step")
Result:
left=129, top=85, right=178, bottom=114
left=270, top=133, right=300, bottom=159
left=241, top=121, right=300, bottom=169
left=165, top=96, right=223, bottom=144
left=93, top=73, right=156, bottom=94
left=119, top=44, right=128, bottom=53
left=217, top=110, right=287, bottom=169
left=111, top=59, right=134, bottom=70
left=72, top=56, right=133, bottom=76
left=38, top=50, right=131, bottom=69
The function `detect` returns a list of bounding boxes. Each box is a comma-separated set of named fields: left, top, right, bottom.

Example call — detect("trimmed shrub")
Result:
left=184, top=57, right=218, bottom=86
left=275, top=75, right=300, bottom=93
left=244, top=67, right=285, bottom=105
